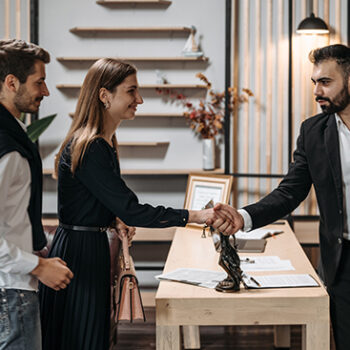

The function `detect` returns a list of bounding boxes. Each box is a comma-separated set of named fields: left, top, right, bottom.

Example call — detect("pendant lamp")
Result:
left=296, top=12, right=329, bottom=34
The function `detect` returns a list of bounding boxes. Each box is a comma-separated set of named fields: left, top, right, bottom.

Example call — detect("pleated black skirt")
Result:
left=39, top=227, right=110, bottom=350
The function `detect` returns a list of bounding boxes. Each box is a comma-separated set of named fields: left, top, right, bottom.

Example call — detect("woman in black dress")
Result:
left=39, top=58, right=231, bottom=350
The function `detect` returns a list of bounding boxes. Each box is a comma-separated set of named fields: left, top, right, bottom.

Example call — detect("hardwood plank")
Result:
left=70, top=26, right=191, bottom=34
left=97, top=0, right=171, bottom=4
left=57, top=56, right=208, bottom=62
left=56, top=83, right=207, bottom=90
left=69, top=112, right=185, bottom=118
left=43, top=168, right=225, bottom=177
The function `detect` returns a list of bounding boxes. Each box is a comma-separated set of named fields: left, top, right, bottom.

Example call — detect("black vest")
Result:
left=0, top=104, right=46, bottom=251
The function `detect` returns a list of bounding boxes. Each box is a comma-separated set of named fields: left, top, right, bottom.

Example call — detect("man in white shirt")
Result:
left=212, top=44, right=350, bottom=350
left=0, top=39, right=73, bottom=350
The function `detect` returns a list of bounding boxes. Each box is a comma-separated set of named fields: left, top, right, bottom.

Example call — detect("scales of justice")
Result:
left=202, top=200, right=244, bottom=292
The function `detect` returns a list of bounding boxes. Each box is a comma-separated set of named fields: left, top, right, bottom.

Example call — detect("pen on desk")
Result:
left=250, top=276, right=261, bottom=287
left=240, top=257, right=255, bottom=264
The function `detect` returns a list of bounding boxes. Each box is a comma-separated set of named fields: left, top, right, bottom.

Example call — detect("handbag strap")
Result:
left=121, top=235, right=131, bottom=270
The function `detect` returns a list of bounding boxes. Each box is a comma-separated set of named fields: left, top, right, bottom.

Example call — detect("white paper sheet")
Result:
left=242, top=273, right=319, bottom=289
left=240, top=255, right=295, bottom=272
left=156, top=268, right=226, bottom=289
left=235, top=228, right=283, bottom=240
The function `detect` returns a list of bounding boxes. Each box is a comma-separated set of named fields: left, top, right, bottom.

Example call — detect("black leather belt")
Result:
left=59, top=223, right=108, bottom=232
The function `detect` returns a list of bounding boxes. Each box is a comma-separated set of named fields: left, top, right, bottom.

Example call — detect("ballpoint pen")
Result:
left=249, top=276, right=261, bottom=287
left=240, top=257, right=255, bottom=264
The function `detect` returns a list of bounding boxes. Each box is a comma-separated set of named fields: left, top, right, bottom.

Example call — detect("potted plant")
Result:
left=157, top=73, right=253, bottom=170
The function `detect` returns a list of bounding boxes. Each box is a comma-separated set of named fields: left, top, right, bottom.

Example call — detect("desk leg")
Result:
left=156, top=325, right=181, bottom=350
left=183, top=325, right=200, bottom=349
left=273, top=325, right=291, bottom=348
left=301, top=321, right=330, bottom=350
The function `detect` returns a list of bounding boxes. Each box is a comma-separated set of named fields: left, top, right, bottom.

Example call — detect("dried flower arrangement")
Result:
left=156, top=73, right=253, bottom=139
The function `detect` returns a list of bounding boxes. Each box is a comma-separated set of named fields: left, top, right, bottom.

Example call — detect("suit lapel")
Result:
left=324, top=114, right=343, bottom=206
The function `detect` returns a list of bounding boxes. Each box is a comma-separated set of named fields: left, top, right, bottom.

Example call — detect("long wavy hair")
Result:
left=55, top=58, right=137, bottom=175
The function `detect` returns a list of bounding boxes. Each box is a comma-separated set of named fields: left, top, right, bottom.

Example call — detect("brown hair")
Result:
left=309, top=44, right=350, bottom=80
left=55, top=58, right=137, bottom=175
left=0, top=39, right=50, bottom=90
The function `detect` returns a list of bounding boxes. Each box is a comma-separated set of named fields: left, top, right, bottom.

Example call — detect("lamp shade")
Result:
left=296, top=13, right=329, bottom=34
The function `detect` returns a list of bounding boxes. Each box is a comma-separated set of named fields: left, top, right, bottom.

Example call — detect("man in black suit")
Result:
left=211, top=44, right=350, bottom=350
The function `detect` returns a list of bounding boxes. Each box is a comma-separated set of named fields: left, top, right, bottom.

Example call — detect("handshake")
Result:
left=189, top=203, right=244, bottom=236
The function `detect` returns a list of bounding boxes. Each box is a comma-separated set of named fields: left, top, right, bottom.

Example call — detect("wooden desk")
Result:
left=155, top=222, right=329, bottom=350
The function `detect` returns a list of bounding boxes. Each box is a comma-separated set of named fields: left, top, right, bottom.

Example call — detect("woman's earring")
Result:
left=104, top=101, right=110, bottom=110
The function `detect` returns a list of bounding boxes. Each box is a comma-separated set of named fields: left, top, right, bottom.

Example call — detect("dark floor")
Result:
left=114, top=308, right=335, bottom=350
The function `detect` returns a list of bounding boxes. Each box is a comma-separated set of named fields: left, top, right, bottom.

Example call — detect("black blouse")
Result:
left=57, top=138, right=189, bottom=228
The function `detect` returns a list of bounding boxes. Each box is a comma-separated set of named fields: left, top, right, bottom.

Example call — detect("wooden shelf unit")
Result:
left=68, top=112, right=184, bottom=118
left=43, top=168, right=225, bottom=176
left=97, top=0, right=171, bottom=5
left=56, top=83, right=207, bottom=90
left=70, top=26, right=191, bottom=34
left=57, top=56, right=208, bottom=63
left=119, top=141, right=169, bottom=146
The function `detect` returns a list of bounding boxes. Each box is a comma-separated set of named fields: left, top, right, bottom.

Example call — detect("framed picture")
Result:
left=184, top=174, right=233, bottom=211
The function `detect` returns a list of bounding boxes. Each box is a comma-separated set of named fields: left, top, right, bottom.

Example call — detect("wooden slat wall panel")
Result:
left=233, top=0, right=290, bottom=208
left=254, top=0, right=261, bottom=202
left=1, top=0, right=29, bottom=41
left=233, top=0, right=348, bottom=214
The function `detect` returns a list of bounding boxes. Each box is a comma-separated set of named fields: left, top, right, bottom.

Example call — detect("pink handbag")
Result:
left=113, top=234, right=146, bottom=323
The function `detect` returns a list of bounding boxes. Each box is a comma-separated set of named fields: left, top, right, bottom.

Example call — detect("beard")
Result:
left=316, top=84, right=350, bottom=114
left=13, top=84, right=42, bottom=114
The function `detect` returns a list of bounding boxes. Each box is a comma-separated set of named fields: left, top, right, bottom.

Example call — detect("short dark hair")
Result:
left=309, top=44, right=350, bottom=78
left=0, top=39, right=50, bottom=89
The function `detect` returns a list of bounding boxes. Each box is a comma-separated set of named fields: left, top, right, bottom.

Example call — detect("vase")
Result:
left=202, top=138, right=215, bottom=170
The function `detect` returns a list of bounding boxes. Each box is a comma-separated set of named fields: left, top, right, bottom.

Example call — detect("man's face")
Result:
left=13, top=60, right=49, bottom=114
left=311, top=59, right=350, bottom=114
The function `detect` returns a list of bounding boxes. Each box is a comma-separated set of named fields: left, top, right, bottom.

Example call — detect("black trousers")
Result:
left=328, top=240, right=350, bottom=350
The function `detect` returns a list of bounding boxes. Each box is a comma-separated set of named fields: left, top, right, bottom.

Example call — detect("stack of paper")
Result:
left=240, top=256, right=294, bottom=272
left=242, top=274, right=319, bottom=289
left=235, top=228, right=283, bottom=240
left=156, top=268, right=319, bottom=290
left=156, top=268, right=226, bottom=289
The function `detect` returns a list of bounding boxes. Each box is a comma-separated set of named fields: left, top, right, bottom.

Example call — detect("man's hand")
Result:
left=208, top=203, right=244, bottom=235
left=31, top=257, right=74, bottom=291
left=114, top=217, right=136, bottom=245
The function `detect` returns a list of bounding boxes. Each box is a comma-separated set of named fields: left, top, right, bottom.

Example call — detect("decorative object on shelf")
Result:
left=156, top=74, right=253, bottom=170
left=202, top=137, right=215, bottom=170
left=182, top=26, right=203, bottom=58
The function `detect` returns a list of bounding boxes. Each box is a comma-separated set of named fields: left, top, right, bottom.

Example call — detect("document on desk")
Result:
left=240, top=256, right=295, bottom=272
left=235, top=228, right=283, bottom=240
left=156, top=268, right=226, bottom=289
left=242, top=274, right=319, bottom=289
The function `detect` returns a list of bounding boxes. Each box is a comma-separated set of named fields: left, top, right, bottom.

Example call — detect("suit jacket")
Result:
left=244, top=112, right=344, bottom=287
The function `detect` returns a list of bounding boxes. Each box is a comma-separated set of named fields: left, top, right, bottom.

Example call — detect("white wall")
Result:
left=38, top=0, right=226, bottom=213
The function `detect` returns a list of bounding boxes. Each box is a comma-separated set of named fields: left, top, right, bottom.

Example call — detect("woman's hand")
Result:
left=115, top=217, right=136, bottom=245
left=188, top=203, right=240, bottom=236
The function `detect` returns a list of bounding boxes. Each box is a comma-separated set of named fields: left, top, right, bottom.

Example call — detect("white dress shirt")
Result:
left=0, top=118, right=39, bottom=291
left=335, top=114, right=350, bottom=239
left=239, top=114, right=350, bottom=237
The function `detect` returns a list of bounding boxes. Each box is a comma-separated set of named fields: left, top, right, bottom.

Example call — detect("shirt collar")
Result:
left=335, top=114, right=344, bottom=130
left=13, top=116, right=27, bottom=132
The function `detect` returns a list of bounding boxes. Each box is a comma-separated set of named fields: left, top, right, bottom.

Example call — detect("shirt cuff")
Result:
left=18, top=251, right=39, bottom=275
left=181, top=210, right=189, bottom=226
left=237, top=209, right=253, bottom=232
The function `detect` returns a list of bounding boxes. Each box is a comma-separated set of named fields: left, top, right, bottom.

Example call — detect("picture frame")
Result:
left=184, top=174, right=233, bottom=212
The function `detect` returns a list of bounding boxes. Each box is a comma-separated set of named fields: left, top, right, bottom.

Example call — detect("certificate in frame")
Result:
left=184, top=174, right=233, bottom=212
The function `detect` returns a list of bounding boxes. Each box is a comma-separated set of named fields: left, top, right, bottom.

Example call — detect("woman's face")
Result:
left=107, top=73, right=143, bottom=123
